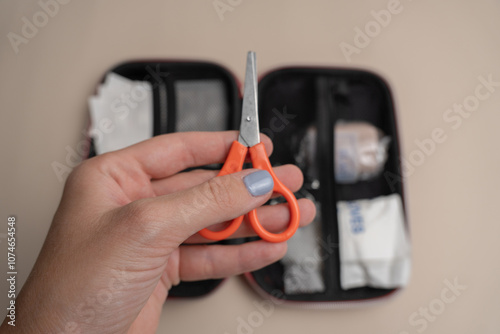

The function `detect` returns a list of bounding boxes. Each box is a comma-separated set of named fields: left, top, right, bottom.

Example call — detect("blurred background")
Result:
left=1, top=0, right=499, bottom=333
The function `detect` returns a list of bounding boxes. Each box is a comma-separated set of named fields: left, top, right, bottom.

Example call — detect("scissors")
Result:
left=198, top=51, right=300, bottom=243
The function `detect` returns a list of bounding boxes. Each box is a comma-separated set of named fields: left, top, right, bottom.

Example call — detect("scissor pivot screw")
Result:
left=246, top=116, right=251, bottom=122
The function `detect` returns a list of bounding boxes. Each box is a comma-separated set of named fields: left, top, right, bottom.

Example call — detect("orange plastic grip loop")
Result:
left=198, top=141, right=247, bottom=241
left=248, top=143, right=300, bottom=242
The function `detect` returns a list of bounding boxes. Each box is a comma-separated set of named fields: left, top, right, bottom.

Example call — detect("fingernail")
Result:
left=243, top=170, right=274, bottom=197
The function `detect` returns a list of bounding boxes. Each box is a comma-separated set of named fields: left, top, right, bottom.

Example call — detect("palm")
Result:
left=97, top=164, right=188, bottom=333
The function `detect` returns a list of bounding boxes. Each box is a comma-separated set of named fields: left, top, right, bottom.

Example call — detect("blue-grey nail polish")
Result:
left=244, top=170, right=274, bottom=197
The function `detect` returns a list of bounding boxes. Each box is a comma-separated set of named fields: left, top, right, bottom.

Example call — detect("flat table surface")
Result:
left=1, top=1, right=500, bottom=333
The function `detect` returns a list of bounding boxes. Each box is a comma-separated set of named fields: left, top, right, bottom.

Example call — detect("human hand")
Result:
left=2, top=131, right=315, bottom=333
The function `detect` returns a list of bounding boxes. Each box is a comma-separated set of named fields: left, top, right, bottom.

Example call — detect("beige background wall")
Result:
left=1, top=1, right=499, bottom=333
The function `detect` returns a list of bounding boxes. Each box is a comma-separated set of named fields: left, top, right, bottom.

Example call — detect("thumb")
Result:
left=122, top=169, right=274, bottom=243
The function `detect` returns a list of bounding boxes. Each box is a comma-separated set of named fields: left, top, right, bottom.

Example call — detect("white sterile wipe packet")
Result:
left=88, top=73, right=153, bottom=154
left=337, top=194, right=411, bottom=290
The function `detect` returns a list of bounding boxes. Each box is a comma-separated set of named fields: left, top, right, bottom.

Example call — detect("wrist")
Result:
left=0, top=279, right=70, bottom=333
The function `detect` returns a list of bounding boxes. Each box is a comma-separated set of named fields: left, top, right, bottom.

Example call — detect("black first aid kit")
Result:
left=86, top=54, right=410, bottom=307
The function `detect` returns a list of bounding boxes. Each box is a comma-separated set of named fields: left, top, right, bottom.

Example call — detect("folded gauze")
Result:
left=88, top=73, right=153, bottom=154
left=337, top=193, right=411, bottom=290
left=281, top=199, right=325, bottom=295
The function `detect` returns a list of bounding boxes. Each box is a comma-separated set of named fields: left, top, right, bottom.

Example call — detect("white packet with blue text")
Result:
left=337, top=194, right=411, bottom=290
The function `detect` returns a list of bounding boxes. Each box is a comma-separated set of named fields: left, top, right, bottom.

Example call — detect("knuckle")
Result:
left=63, top=159, right=94, bottom=191
left=66, top=153, right=113, bottom=186
left=203, top=177, right=238, bottom=212
left=118, top=200, right=162, bottom=241
left=123, top=200, right=149, bottom=220
left=89, top=151, right=115, bottom=170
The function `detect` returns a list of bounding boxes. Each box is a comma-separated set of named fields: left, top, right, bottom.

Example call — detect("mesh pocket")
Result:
left=175, top=79, right=228, bottom=132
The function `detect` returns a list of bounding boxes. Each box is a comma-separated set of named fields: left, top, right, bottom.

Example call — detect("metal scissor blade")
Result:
left=238, top=51, right=260, bottom=148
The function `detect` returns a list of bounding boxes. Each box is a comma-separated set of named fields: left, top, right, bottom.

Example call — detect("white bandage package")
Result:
left=88, top=73, right=153, bottom=154
left=337, top=194, right=411, bottom=290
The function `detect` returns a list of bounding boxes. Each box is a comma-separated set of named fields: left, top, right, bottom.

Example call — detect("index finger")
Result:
left=115, top=131, right=273, bottom=179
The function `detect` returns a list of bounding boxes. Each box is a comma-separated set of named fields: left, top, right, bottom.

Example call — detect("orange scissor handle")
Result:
left=248, top=143, right=300, bottom=243
left=198, top=141, right=247, bottom=241
left=198, top=141, right=300, bottom=243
